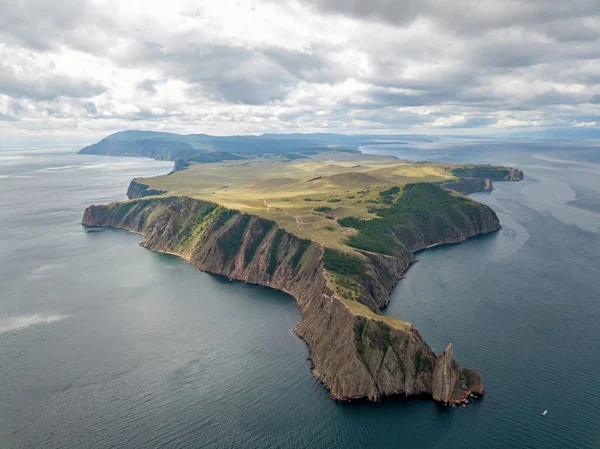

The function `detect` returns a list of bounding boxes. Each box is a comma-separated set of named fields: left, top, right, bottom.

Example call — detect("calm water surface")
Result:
left=1, top=140, right=599, bottom=448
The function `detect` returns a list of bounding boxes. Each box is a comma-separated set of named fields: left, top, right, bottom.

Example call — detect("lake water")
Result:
left=1, top=140, right=599, bottom=448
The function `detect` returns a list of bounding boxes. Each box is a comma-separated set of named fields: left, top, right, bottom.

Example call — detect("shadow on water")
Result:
left=412, top=230, right=502, bottom=256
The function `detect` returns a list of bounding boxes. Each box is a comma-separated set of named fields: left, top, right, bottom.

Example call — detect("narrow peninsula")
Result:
left=81, top=131, right=523, bottom=405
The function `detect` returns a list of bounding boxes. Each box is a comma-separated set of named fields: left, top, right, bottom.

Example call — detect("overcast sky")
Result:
left=1, top=0, right=599, bottom=139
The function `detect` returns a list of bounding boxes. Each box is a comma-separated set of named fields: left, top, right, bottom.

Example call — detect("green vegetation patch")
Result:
left=322, top=248, right=365, bottom=277
left=290, top=238, right=312, bottom=273
left=314, top=206, right=333, bottom=213
left=211, top=208, right=237, bottom=230
left=450, top=165, right=510, bottom=180
left=379, top=186, right=401, bottom=197
left=141, top=188, right=167, bottom=197
left=337, top=183, right=487, bottom=256
left=176, top=201, right=221, bottom=246
left=415, top=350, right=431, bottom=373
left=331, top=273, right=363, bottom=300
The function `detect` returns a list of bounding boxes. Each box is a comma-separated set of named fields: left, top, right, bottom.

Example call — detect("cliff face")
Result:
left=82, top=193, right=491, bottom=404
left=127, top=179, right=167, bottom=199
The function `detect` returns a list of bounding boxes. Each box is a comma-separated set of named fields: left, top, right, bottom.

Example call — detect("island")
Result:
left=81, top=131, right=523, bottom=405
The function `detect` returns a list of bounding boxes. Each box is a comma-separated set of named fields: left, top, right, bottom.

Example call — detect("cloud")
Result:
left=0, top=112, right=18, bottom=121
left=301, top=0, right=600, bottom=36
left=0, top=0, right=113, bottom=52
left=136, top=79, right=159, bottom=95
left=0, top=46, right=106, bottom=101
left=0, top=0, right=598, bottom=137
left=573, top=121, right=598, bottom=127
left=0, top=67, right=105, bottom=101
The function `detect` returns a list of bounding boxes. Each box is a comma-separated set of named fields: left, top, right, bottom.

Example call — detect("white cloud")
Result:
left=573, top=121, right=598, bottom=127
left=0, top=0, right=599, bottom=139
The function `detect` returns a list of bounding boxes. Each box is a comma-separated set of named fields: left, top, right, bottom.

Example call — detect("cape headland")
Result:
left=81, top=131, right=523, bottom=405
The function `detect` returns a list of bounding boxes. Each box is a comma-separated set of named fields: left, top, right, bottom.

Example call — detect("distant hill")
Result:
left=78, top=130, right=436, bottom=164
left=78, top=130, right=368, bottom=162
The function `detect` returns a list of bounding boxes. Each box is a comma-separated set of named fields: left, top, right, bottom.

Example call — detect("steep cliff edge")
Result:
left=82, top=189, right=493, bottom=404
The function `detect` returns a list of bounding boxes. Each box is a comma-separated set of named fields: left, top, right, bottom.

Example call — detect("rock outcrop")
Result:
left=506, top=168, right=525, bottom=181
left=82, top=191, right=498, bottom=404
left=432, top=344, right=484, bottom=405
left=127, top=179, right=167, bottom=199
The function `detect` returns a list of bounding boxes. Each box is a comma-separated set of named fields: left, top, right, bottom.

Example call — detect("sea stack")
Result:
left=432, top=344, right=484, bottom=404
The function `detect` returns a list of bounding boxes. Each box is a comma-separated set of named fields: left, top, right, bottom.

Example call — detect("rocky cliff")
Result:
left=82, top=191, right=492, bottom=404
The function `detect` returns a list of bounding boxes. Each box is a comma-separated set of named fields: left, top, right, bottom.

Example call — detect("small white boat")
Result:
left=542, top=410, right=548, bottom=416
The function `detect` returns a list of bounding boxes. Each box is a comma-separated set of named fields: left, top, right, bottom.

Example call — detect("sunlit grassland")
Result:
left=339, top=297, right=412, bottom=330
left=136, top=152, right=457, bottom=248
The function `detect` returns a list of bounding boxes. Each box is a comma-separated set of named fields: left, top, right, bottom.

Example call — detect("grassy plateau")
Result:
left=134, top=152, right=475, bottom=249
